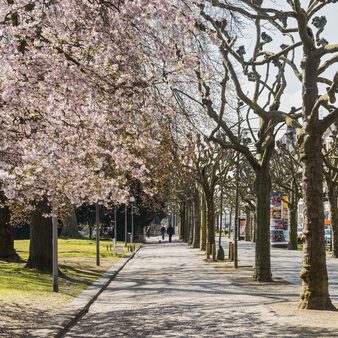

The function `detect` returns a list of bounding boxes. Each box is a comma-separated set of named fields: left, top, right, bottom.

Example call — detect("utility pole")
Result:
left=96, top=203, right=100, bottom=266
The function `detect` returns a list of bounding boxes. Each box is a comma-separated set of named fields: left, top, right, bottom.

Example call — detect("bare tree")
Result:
left=175, top=0, right=337, bottom=309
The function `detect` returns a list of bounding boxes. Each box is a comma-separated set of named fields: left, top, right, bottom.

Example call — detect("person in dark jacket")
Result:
left=167, top=225, right=174, bottom=242
left=160, top=225, right=166, bottom=240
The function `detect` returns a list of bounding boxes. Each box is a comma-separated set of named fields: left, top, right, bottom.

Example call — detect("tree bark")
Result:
left=298, top=37, right=335, bottom=309
left=206, top=194, right=215, bottom=247
left=0, top=202, right=20, bottom=261
left=299, top=132, right=334, bottom=310
left=327, top=181, right=338, bottom=258
left=61, top=207, right=82, bottom=238
left=26, top=198, right=53, bottom=272
left=180, top=202, right=187, bottom=242
left=192, top=192, right=201, bottom=248
left=188, top=202, right=194, bottom=246
left=228, top=207, right=232, bottom=238
left=288, top=203, right=298, bottom=250
left=245, top=206, right=251, bottom=242
left=288, top=190, right=299, bottom=250
left=184, top=202, right=189, bottom=243
left=200, top=194, right=207, bottom=250
left=254, top=168, right=272, bottom=282
left=252, top=211, right=257, bottom=243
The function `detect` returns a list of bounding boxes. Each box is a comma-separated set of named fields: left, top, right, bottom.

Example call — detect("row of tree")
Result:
left=0, top=0, right=337, bottom=312
left=165, top=0, right=338, bottom=311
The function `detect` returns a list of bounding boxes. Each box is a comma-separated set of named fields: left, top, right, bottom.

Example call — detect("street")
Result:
left=221, top=237, right=338, bottom=301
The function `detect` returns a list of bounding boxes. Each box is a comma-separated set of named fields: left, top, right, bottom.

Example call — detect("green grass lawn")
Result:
left=0, top=239, right=130, bottom=301
left=0, top=239, right=139, bottom=336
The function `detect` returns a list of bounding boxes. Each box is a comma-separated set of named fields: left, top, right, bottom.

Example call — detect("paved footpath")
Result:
left=64, top=239, right=337, bottom=338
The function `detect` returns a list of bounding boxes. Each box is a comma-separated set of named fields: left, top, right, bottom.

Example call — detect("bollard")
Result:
left=106, top=245, right=108, bottom=251
left=229, top=242, right=234, bottom=261
left=133, top=244, right=136, bottom=252
left=206, top=243, right=211, bottom=259
left=212, top=244, right=216, bottom=261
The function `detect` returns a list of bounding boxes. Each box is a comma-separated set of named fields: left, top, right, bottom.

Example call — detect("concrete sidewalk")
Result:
left=63, top=240, right=338, bottom=337
left=29, top=249, right=140, bottom=338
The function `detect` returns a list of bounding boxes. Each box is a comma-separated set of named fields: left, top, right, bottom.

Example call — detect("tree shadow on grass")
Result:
left=59, top=264, right=102, bottom=285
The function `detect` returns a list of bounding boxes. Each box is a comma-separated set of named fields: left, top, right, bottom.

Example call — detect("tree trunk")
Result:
left=288, top=190, right=299, bottom=250
left=26, top=198, right=53, bottom=272
left=0, top=202, right=20, bottom=261
left=245, top=206, right=251, bottom=242
left=327, top=182, right=338, bottom=258
left=254, top=168, right=272, bottom=282
left=298, top=41, right=335, bottom=309
left=228, top=207, right=232, bottom=238
left=61, top=207, right=82, bottom=238
left=252, top=211, right=257, bottom=243
left=288, top=203, right=298, bottom=250
left=299, top=132, right=334, bottom=310
left=184, top=202, right=189, bottom=243
left=206, top=194, right=215, bottom=246
left=193, top=192, right=201, bottom=248
left=325, top=174, right=338, bottom=258
left=200, top=194, right=207, bottom=250
left=180, top=202, right=187, bottom=242
left=188, top=202, right=194, bottom=246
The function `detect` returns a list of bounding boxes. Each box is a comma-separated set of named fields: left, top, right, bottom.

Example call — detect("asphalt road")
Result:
left=221, top=237, right=338, bottom=302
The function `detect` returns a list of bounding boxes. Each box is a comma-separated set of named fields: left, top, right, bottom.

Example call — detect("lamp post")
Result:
left=124, top=204, right=128, bottom=247
left=96, top=203, right=100, bottom=266
left=130, top=196, right=135, bottom=243
left=113, top=206, right=117, bottom=252
left=219, top=186, right=223, bottom=248
left=234, top=147, right=240, bottom=269
left=52, top=209, right=58, bottom=292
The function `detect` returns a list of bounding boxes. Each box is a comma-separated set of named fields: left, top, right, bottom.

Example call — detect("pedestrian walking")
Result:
left=160, top=225, right=166, bottom=240
left=167, top=224, right=174, bottom=243
left=146, top=226, right=151, bottom=239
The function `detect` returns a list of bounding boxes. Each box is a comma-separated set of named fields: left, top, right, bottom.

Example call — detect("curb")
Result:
left=29, top=245, right=143, bottom=338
